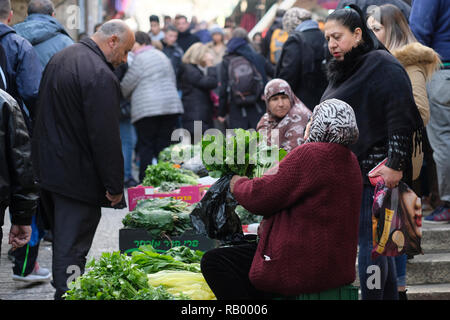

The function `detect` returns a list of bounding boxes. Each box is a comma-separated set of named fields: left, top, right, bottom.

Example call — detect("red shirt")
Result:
left=233, top=142, right=363, bottom=295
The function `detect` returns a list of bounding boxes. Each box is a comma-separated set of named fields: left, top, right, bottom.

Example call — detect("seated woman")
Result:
left=201, top=99, right=363, bottom=300
left=257, top=79, right=312, bottom=153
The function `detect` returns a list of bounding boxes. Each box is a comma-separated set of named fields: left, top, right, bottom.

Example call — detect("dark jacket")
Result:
left=14, top=13, right=74, bottom=68
left=179, top=63, right=217, bottom=134
left=32, top=39, right=124, bottom=207
left=322, top=47, right=423, bottom=185
left=177, top=29, right=200, bottom=52
left=234, top=142, right=363, bottom=295
left=336, top=0, right=411, bottom=20
left=276, top=23, right=328, bottom=111
left=162, top=40, right=184, bottom=87
left=0, top=23, right=42, bottom=120
left=0, top=89, right=38, bottom=228
left=409, top=0, right=450, bottom=62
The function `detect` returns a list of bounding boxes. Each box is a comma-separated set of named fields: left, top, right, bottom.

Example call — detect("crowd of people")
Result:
left=0, top=0, right=449, bottom=301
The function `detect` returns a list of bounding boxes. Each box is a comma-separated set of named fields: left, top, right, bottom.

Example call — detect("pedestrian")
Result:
left=32, top=20, right=135, bottom=299
left=14, top=0, right=74, bottom=68
left=121, top=31, right=183, bottom=183
left=195, top=21, right=212, bottom=44
left=115, top=62, right=138, bottom=189
left=256, top=79, right=312, bottom=154
left=251, top=32, right=263, bottom=54
left=322, top=5, right=424, bottom=300
left=10, top=0, right=74, bottom=284
left=275, top=7, right=328, bottom=111
left=206, top=25, right=226, bottom=66
left=0, top=43, right=38, bottom=264
left=163, top=15, right=172, bottom=32
left=262, top=9, right=287, bottom=66
left=149, top=15, right=164, bottom=42
left=217, top=28, right=269, bottom=130
left=179, top=42, right=218, bottom=141
left=0, top=0, right=42, bottom=126
left=175, top=14, right=200, bottom=52
left=201, top=99, right=362, bottom=300
left=161, top=25, right=184, bottom=89
left=367, top=5, right=441, bottom=299
left=409, top=0, right=450, bottom=224
left=336, top=0, right=411, bottom=20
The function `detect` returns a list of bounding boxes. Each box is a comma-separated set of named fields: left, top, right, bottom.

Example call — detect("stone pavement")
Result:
left=0, top=198, right=129, bottom=300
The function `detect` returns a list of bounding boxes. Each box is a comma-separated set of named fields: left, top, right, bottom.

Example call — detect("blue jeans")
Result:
left=120, top=120, right=137, bottom=181
left=395, top=255, right=407, bottom=288
left=358, top=186, right=399, bottom=300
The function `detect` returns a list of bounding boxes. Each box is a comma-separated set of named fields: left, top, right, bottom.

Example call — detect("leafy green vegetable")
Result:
left=63, top=251, right=182, bottom=300
left=201, top=129, right=287, bottom=179
left=235, top=205, right=263, bottom=225
left=122, top=198, right=194, bottom=237
left=131, top=245, right=202, bottom=274
left=158, top=143, right=201, bottom=164
left=142, top=162, right=199, bottom=188
left=164, top=246, right=204, bottom=264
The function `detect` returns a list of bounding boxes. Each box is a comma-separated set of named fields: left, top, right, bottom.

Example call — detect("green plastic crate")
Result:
left=275, top=285, right=359, bottom=300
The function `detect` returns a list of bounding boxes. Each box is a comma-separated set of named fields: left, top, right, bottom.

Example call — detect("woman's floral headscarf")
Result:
left=257, top=79, right=312, bottom=153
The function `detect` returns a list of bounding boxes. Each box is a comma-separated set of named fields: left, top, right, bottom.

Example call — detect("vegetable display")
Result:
left=122, top=198, right=194, bottom=237
left=158, top=143, right=201, bottom=164
left=63, top=251, right=182, bottom=300
left=131, top=245, right=202, bottom=274
left=201, top=129, right=287, bottom=179
left=64, top=246, right=213, bottom=300
left=142, top=162, right=199, bottom=188
left=235, top=205, right=263, bottom=225
left=148, top=270, right=215, bottom=300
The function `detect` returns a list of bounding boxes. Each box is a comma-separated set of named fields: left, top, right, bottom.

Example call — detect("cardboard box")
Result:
left=127, top=185, right=210, bottom=212
left=119, top=228, right=220, bottom=255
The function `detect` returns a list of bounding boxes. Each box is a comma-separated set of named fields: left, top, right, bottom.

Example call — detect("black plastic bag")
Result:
left=190, top=175, right=244, bottom=242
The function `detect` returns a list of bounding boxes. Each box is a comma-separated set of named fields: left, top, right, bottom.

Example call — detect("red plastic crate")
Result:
left=127, top=185, right=210, bottom=212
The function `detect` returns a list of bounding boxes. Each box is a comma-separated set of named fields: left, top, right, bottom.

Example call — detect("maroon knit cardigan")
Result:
left=233, top=142, right=363, bottom=296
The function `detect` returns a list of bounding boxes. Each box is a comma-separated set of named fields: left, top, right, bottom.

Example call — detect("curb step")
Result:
left=407, top=283, right=450, bottom=300
left=406, top=253, right=450, bottom=285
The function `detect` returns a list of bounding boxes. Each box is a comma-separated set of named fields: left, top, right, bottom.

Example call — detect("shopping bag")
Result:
left=371, top=181, right=424, bottom=260
left=190, top=175, right=244, bottom=242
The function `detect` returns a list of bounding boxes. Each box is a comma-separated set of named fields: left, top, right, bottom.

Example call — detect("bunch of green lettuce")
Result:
left=142, top=162, right=199, bottom=188
left=63, top=251, right=182, bottom=300
left=158, top=143, right=202, bottom=164
left=131, top=245, right=202, bottom=274
left=122, top=198, right=194, bottom=237
left=201, top=129, right=287, bottom=178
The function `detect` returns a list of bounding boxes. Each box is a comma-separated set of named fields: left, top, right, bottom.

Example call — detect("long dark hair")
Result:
left=326, top=4, right=386, bottom=52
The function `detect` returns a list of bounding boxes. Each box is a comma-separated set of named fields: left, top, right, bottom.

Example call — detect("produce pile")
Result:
left=158, top=143, right=201, bottom=164
left=142, top=162, right=199, bottom=189
left=122, top=198, right=194, bottom=237
left=201, top=129, right=287, bottom=179
left=235, top=205, right=263, bottom=225
left=64, top=246, right=215, bottom=300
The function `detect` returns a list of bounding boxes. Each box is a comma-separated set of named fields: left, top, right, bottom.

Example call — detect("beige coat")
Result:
left=392, top=42, right=441, bottom=180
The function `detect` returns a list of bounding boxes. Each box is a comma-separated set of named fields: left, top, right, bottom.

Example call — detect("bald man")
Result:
left=32, top=20, right=135, bottom=299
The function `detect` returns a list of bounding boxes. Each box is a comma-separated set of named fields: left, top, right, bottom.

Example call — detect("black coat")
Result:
left=177, top=29, right=200, bottom=52
left=32, top=39, right=124, bottom=207
left=0, top=89, right=38, bottom=227
left=179, top=63, right=217, bottom=135
left=276, top=28, right=328, bottom=111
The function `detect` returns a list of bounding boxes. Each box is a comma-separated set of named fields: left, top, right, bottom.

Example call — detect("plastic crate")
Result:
left=275, top=285, right=359, bottom=300
left=127, top=185, right=210, bottom=212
